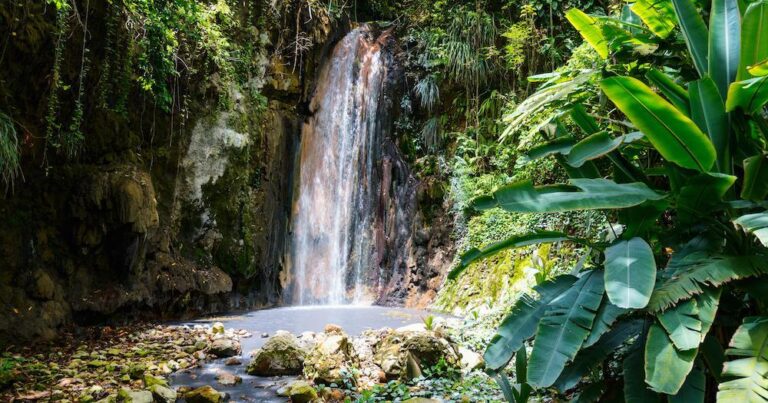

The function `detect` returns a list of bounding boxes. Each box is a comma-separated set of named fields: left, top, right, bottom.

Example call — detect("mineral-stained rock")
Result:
left=303, top=331, right=357, bottom=384
left=209, top=338, right=241, bottom=357
left=246, top=334, right=305, bottom=376
left=184, top=385, right=225, bottom=403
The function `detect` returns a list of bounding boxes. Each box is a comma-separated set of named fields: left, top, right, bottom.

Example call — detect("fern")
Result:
left=0, top=112, right=20, bottom=190
left=414, top=75, right=440, bottom=112
left=648, top=253, right=768, bottom=311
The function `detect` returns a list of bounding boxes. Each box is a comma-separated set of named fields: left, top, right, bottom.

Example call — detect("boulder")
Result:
left=117, top=389, right=153, bottom=403
left=149, top=385, right=177, bottom=403
left=246, top=334, right=305, bottom=376
left=287, top=380, right=318, bottom=403
left=184, top=385, right=226, bottom=403
left=303, top=332, right=357, bottom=384
left=209, top=338, right=241, bottom=357
left=374, top=331, right=460, bottom=381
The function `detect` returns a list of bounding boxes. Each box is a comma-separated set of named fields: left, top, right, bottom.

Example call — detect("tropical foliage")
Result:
left=452, top=0, right=768, bottom=400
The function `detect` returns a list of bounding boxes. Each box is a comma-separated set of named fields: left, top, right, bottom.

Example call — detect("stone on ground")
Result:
left=246, top=333, right=306, bottom=376
left=149, top=384, right=177, bottom=403
left=117, top=388, right=153, bottom=403
left=459, top=346, right=484, bottom=372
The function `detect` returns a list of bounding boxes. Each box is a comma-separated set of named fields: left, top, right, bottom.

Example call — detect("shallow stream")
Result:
left=171, top=305, right=444, bottom=402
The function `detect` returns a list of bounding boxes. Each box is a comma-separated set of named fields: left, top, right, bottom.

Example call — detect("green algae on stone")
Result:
left=287, top=380, right=318, bottom=403
left=184, top=385, right=225, bottom=403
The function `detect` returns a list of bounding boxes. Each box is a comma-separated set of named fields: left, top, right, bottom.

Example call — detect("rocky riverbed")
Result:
left=1, top=309, right=503, bottom=402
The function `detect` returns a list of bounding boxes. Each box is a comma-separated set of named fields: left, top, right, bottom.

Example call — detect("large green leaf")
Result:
left=709, top=0, right=741, bottom=99
left=726, top=76, right=768, bottom=114
left=554, top=319, right=643, bottom=391
left=689, top=77, right=730, bottom=172
left=733, top=212, right=768, bottom=247
left=471, top=178, right=665, bottom=213
left=645, top=323, right=698, bottom=394
left=449, top=231, right=591, bottom=280
left=697, top=287, right=722, bottom=342
left=742, top=154, right=768, bottom=201
left=648, top=253, right=768, bottom=311
left=600, top=76, right=716, bottom=171
left=717, top=316, right=768, bottom=402
left=671, top=0, right=710, bottom=77
left=570, top=104, right=601, bottom=134
left=738, top=0, right=768, bottom=80
left=676, top=172, right=737, bottom=224
left=566, top=9, right=609, bottom=58
left=657, top=299, right=702, bottom=350
left=483, top=276, right=578, bottom=371
left=566, top=131, right=644, bottom=168
left=646, top=69, right=690, bottom=113
left=625, top=339, right=662, bottom=403
left=669, top=368, right=706, bottom=403
left=632, top=0, right=678, bottom=38
left=527, top=271, right=605, bottom=388
left=584, top=298, right=627, bottom=348
left=604, top=237, right=657, bottom=309
left=518, top=136, right=577, bottom=165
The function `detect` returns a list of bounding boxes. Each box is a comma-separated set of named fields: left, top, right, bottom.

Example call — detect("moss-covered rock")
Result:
left=374, top=331, right=460, bottom=381
left=149, top=384, right=177, bottom=403
left=287, top=380, right=318, bottom=403
left=117, top=388, right=152, bottom=403
left=184, top=385, right=225, bottom=403
left=246, top=334, right=305, bottom=376
left=303, top=331, right=357, bottom=384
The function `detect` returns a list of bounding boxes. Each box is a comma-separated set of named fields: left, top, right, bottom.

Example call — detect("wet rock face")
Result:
left=246, top=334, right=306, bottom=376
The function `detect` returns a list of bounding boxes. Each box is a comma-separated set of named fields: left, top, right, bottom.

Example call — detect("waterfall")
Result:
left=286, top=26, right=391, bottom=305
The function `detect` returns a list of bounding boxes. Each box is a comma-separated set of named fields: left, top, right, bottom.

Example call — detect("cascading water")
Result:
left=286, top=26, right=391, bottom=305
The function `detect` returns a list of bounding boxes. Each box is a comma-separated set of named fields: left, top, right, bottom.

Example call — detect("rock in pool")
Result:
left=246, top=333, right=306, bottom=376
left=209, top=338, right=241, bottom=357
left=184, top=385, right=227, bottom=403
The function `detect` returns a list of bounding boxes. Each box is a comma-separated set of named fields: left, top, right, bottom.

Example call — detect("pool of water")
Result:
left=171, top=305, right=446, bottom=402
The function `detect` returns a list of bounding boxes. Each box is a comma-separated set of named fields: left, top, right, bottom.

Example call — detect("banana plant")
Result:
left=452, top=0, right=768, bottom=400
